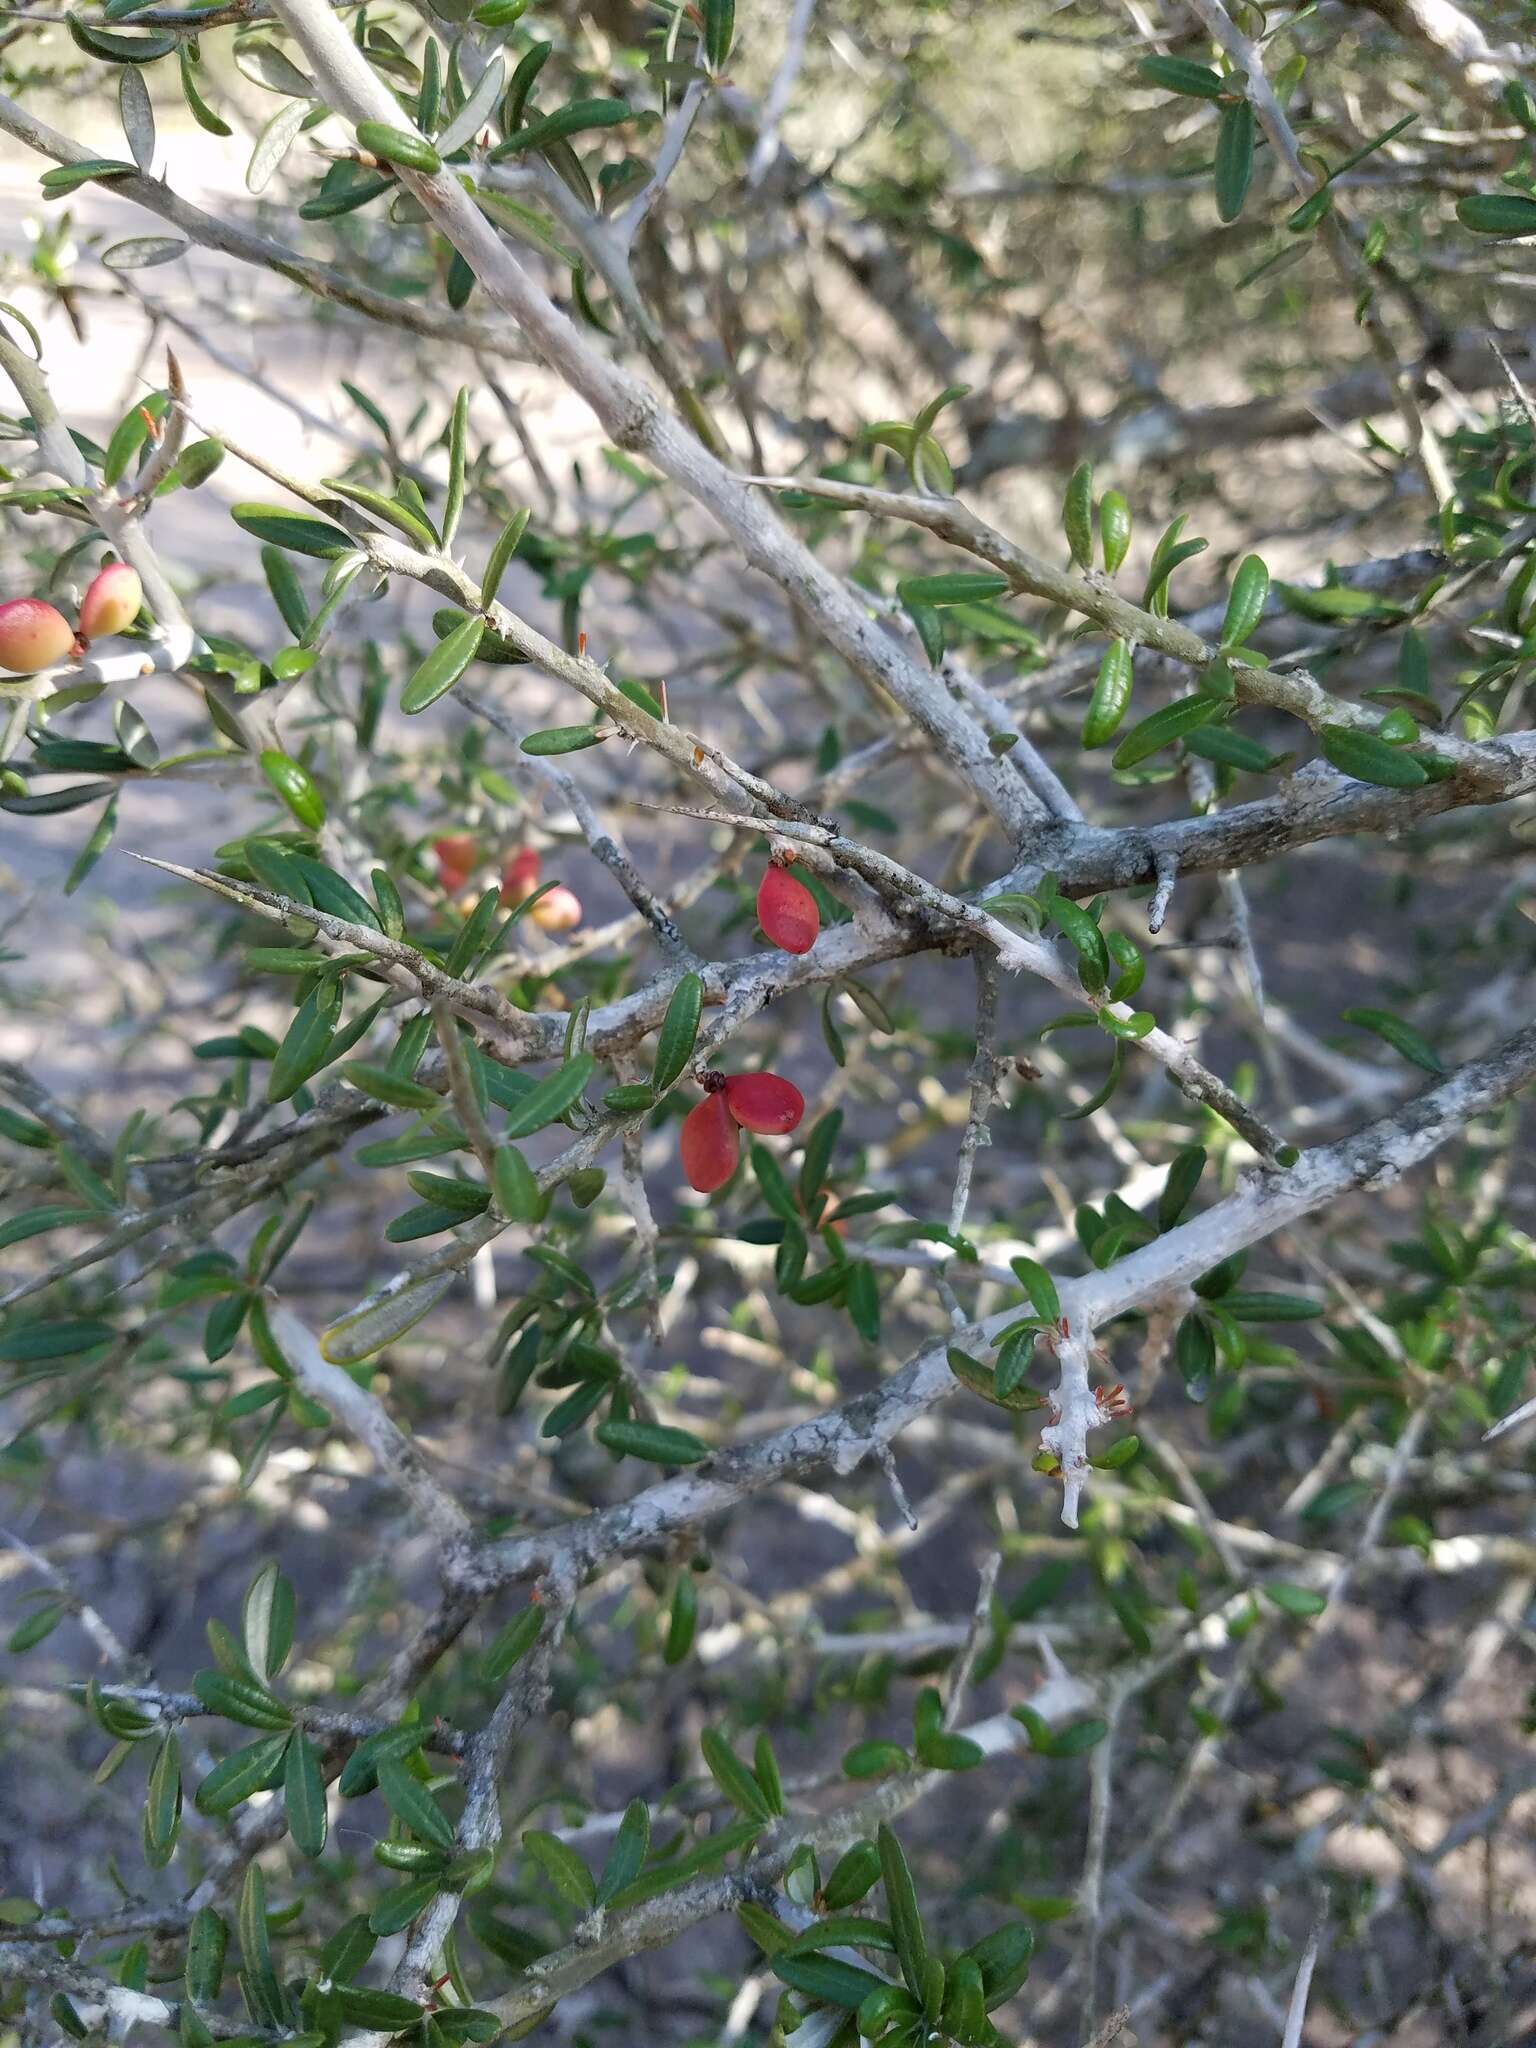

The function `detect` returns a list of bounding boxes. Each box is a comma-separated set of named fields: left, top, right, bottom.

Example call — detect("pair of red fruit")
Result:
left=676, top=860, right=819, bottom=1192
left=680, top=1068, right=805, bottom=1192
left=432, top=838, right=582, bottom=934
left=0, top=564, right=144, bottom=674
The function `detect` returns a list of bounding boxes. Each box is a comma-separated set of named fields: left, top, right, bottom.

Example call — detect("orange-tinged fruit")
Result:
left=77, top=562, right=143, bottom=642
left=0, top=598, right=75, bottom=675
left=500, top=845, right=542, bottom=906
left=722, top=1072, right=805, bottom=1135
left=758, top=862, right=820, bottom=954
left=434, top=834, right=479, bottom=891
left=530, top=883, right=581, bottom=933
left=680, top=1089, right=738, bottom=1193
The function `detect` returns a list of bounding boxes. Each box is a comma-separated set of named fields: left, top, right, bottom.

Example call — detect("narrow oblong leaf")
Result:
left=481, top=1605, right=544, bottom=1686
left=377, top=1759, right=456, bottom=1852
left=596, top=1798, right=650, bottom=1905
left=520, top=724, right=605, bottom=755
left=1319, top=724, right=1428, bottom=788
left=501, top=1053, right=594, bottom=1139
left=701, top=1727, right=772, bottom=1820
left=1082, top=640, right=1133, bottom=747
left=595, top=1419, right=711, bottom=1466
left=1220, top=555, right=1269, bottom=650
left=1214, top=98, right=1254, bottom=221
left=896, top=572, right=1010, bottom=607
left=284, top=1731, right=328, bottom=1857
left=1342, top=1005, right=1443, bottom=1074
left=401, top=612, right=485, bottom=714
left=1111, top=692, right=1222, bottom=769
left=651, top=972, right=703, bottom=1094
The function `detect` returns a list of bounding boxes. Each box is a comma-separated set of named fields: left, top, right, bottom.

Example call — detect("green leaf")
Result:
left=1342, top=1006, right=1443, bottom=1074
left=238, top=1862, right=287, bottom=2031
left=185, top=1906, right=228, bottom=2002
left=194, top=1732, right=292, bottom=1817
left=1214, top=98, right=1254, bottom=221
left=965, top=1924, right=1034, bottom=2009
left=341, top=1062, right=440, bottom=1110
left=596, top=1798, right=650, bottom=1905
left=520, top=724, right=605, bottom=755
left=1099, top=490, right=1131, bottom=574
left=914, top=1730, right=985, bottom=1770
left=877, top=1824, right=927, bottom=1999
left=523, top=1828, right=596, bottom=1907
left=241, top=1562, right=295, bottom=1681
left=1062, top=460, right=1093, bottom=569
left=753, top=1732, right=785, bottom=1817
left=1319, top=724, right=1428, bottom=788
left=491, top=1143, right=543, bottom=1223
left=1157, top=1145, right=1206, bottom=1231
left=1111, top=692, right=1222, bottom=769
left=821, top=1841, right=882, bottom=1910
left=179, top=45, right=231, bottom=136
left=402, top=612, right=485, bottom=715
left=1263, top=1581, right=1328, bottom=1618
left=480, top=507, right=530, bottom=607
left=0, top=1308, right=112, bottom=1353
left=322, top=476, right=438, bottom=549
left=701, top=0, right=734, bottom=70
left=68, top=14, right=176, bottom=61
left=481, top=1605, right=544, bottom=1686
left=595, top=1418, right=711, bottom=1465
left=259, top=750, right=326, bottom=830
left=142, top=1731, right=182, bottom=1869
left=1082, top=640, right=1133, bottom=748
left=248, top=97, right=311, bottom=196
left=367, top=1879, right=441, bottom=1937
left=773, top=1954, right=887, bottom=2010
left=1046, top=895, right=1109, bottom=990
left=502, top=1052, right=594, bottom=1139
left=1286, top=185, right=1333, bottom=232
left=1218, top=1291, right=1324, bottom=1322
left=1220, top=555, right=1269, bottom=650
left=231, top=503, right=355, bottom=559
left=896, top=572, right=1010, bottom=607
left=701, top=1726, right=772, bottom=1820
left=651, top=972, right=703, bottom=1093
left=39, top=158, right=139, bottom=199
left=377, top=1759, right=456, bottom=1852
left=1009, top=1254, right=1060, bottom=1321
left=338, top=1723, right=426, bottom=1798
left=1175, top=1311, right=1214, bottom=1398
left=191, top=1670, right=292, bottom=1730
left=267, top=977, right=342, bottom=1105
left=1138, top=53, right=1225, bottom=97
left=284, top=1732, right=327, bottom=1857
left=333, top=1987, right=426, bottom=2031
left=492, top=97, right=632, bottom=157
left=1182, top=724, right=1282, bottom=772
left=355, top=120, right=442, bottom=174
left=1457, top=192, right=1536, bottom=237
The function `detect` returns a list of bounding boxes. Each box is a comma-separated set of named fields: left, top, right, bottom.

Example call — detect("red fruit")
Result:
left=758, top=862, right=820, bottom=955
left=723, top=1071, right=805, bottom=1135
left=500, top=845, right=542, bottom=906
left=0, top=597, right=75, bottom=675
left=434, top=834, right=479, bottom=892
left=78, top=562, right=142, bottom=642
left=680, top=1089, right=739, bottom=1193
left=530, top=883, right=582, bottom=934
